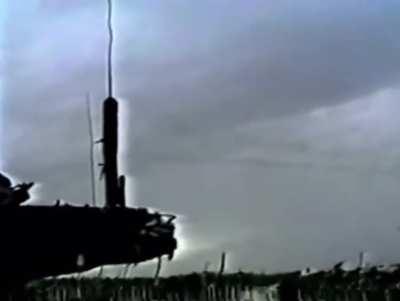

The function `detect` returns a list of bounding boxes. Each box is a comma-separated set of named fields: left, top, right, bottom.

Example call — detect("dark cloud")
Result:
left=3, top=0, right=400, bottom=274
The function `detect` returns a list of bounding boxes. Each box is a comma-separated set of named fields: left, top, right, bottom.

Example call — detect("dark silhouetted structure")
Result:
left=103, top=97, right=123, bottom=208
left=0, top=98, right=177, bottom=299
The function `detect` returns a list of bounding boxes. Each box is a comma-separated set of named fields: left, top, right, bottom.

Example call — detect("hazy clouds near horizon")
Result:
left=2, top=0, right=400, bottom=275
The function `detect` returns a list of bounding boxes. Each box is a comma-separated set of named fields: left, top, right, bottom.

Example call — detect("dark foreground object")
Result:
left=0, top=204, right=176, bottom=299
left=0, top=84, right=177, bottom=300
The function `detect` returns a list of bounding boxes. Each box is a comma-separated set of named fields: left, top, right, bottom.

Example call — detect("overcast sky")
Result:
left=2, top=0, right=400, bottom=276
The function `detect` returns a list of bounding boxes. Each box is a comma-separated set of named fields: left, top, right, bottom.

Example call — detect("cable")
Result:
left=97, top=266, right=104, bottom=278
left=122, top=263, right=132, bottom=278
left=107, top=0, right=114, bottom=97
left=154, top=257, right=162, bottom=286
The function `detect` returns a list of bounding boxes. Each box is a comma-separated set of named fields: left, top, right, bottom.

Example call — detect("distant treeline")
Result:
left=32, top=270, right=296, bottom=289
left=27, top=271, right=296, bottom=301
left=26, top=265, right=400, bottom=301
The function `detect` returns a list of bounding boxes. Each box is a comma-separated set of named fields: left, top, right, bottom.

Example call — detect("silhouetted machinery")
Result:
left=0, top=97, right=177, bottom=294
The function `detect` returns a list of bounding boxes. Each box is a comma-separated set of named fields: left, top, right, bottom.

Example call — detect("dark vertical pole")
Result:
left=86, top=93, right=97, bottom=207
left=118, top=175, right=126, bottom=207
left=218, top=252, right=226, bottom=277
left=103, top=97, right=119, bottom=207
